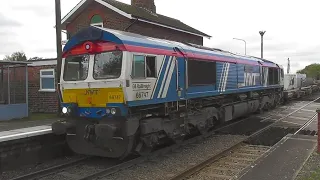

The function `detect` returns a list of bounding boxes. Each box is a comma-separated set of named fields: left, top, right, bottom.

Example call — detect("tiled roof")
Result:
left=100, top=0, right=210, bottom=37
left=61, top=0, right=211, bottom=38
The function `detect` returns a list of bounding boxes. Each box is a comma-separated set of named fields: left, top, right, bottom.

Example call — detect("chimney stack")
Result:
left=131, top=0, right=156, bottom=13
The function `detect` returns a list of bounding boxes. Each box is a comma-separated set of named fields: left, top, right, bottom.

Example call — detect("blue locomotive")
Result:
left=52, top=26, right=284, bottom=158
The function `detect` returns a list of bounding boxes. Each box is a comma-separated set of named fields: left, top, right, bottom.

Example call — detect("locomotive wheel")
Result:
left=263, top=103, right=270, bottom=111
left=135, top=141, right=153, bottom=156
left=198, top=119, right=213, bottom=136
left=119, top=135, right=136, bottom=160
left=256, top=107, right=263, bottom=114
left=67, top=134, right=134, bottom=158
left=172, top=135, right=184, bottom=144
left=65, top=119, right=135, bottom=159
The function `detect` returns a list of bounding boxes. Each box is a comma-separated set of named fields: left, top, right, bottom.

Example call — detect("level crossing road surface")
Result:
left=257, top=101, right=320, bottom=132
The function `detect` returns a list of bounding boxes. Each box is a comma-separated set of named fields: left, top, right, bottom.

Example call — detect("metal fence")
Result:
left=0, top=65, right=27, bottom=104
left=0, top=61, right=29, bottom=120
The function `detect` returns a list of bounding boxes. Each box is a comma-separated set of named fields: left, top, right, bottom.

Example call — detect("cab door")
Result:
left=176, top=56, right=186, bottom=99
left=280, top=68, right=284, bottom=86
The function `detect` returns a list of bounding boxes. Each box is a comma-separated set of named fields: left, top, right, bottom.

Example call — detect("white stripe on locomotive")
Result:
left=264, top=68, right=268, bottom=86
left=161, top=57, right=176, bottom=98
left=151, top=55, right=166, bottom=99
left=222, top=63, right=230, bottom=92
left=219, top=62, right=229, bottom=92
left=218, top=63, right=226, bottom=92
left=158, top=56, right=173, bottom=98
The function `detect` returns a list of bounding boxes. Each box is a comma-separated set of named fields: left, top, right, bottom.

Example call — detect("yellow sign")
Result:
left=63, top=88, right=124, bottom=107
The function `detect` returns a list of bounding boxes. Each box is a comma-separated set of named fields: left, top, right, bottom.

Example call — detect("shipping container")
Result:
left=284, top=73, right=306, bottom=90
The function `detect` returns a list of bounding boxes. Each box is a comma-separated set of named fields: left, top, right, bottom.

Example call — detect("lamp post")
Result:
left=259, top=31, right=266, bottom=58
left=287, top=58, right=290, bottom=74
left=55, top=0, right=62, bottom=81
left=233, top=38, right=247, bottom=55
left=55, top=0, right=62, bottom=114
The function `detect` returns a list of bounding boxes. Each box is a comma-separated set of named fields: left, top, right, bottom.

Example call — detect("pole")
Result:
left=287, top=58, right=290, bottom=74
left=317, top=109, right=320, bottom=153
left=25, top=64, right=28, bottom=117
left=7, top=67, right=10, bottom=104
left=259, top=31, right=266, bottom=58
left=261, top=35, right=263, bottom=58
left=245, top=41, right=246, bottom=55
left=233, top=38, right=247, bottom=55
left=55, top=0, right=62, bottom=114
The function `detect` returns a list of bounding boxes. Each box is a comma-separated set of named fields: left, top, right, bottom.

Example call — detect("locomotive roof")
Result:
left=64, top=26, right=279, bottom=68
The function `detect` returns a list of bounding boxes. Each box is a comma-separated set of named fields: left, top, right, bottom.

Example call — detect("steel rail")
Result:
left=74, top=99, right=307, bottom=180
left=168, top=96, right=320, bottom=180
left=9, top=156, right=91, bottom=180
left=293, top=113, right=317, bottom=135
left=8, top=95, right=317, bottom=180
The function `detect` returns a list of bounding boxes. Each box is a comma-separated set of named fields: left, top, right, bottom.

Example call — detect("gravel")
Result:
left=101, top=134, right=247, bottom=180
left=3, top=94, right=318, bottom=180
left=0, top=154, right=85, bottom=180
left=295, top=148, right=320, bottom=180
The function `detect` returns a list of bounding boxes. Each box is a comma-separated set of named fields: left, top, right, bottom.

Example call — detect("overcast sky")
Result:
left=0, top=0, right=319, bottom=73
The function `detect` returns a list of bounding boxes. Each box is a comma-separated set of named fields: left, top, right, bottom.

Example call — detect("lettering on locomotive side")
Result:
left=132, top=82, right=152, bottom=91
left=132, top=82, right=152, bottom=100
left=136, top=92, right=149, bottom=99
left=84, top=89, right=99, bottom=95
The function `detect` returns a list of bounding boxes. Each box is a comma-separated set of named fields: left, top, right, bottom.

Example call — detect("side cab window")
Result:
left=132, top=54, right=156, bottom=78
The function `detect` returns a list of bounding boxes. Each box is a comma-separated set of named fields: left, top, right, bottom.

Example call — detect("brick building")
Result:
left=27, top=59, right=58, bottom=113
left=16, top=0, right=210, bottom=114
left=2, top=59, right=59, bottom=113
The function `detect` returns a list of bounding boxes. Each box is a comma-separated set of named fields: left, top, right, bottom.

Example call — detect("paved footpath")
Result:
left=238, top=134, right=317, bottom=180
left=0, top=117, right=62, bottom=143
left=0, top=118, right=59, bottom=132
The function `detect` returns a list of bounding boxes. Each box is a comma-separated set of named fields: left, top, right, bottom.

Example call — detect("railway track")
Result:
left=168, top=96, right=320, bottom=180
left=7, top=96, right=318, bottom=180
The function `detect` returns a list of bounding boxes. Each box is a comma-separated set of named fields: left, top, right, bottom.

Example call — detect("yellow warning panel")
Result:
left=62, top=88, right=124, bottom=107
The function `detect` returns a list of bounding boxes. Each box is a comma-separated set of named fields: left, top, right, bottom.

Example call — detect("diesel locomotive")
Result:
left=52, top=26, right=284, bottom=159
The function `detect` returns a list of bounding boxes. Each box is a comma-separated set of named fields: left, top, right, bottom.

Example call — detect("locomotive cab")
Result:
left=60, top=50, right=127, bottom=118
left=53, top=39, right=138, bottom=158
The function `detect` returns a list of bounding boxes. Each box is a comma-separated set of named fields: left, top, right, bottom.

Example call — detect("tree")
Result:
left=3, top=51, right=27, bottom=61
left=297, top=63, right=320, bottom=80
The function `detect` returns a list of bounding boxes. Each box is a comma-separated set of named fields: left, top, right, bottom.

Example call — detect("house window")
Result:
left=132, top=55, right=156, bottom=78
left=90, top=14, right=103, bottom=28
left=40, top=69, right=55, bottom=92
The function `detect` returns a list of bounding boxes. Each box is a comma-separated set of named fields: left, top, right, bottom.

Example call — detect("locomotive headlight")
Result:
left=111, top=108, right=117, bottom=115
left=106, top=108, right=111, bottom=114
left=62, top=107, right=68, bottom=114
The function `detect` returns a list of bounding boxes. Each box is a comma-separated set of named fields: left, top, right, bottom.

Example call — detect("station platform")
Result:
left=238, top=134, right=317, bottom=180
left=0, top=118, right=60, bottom=143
